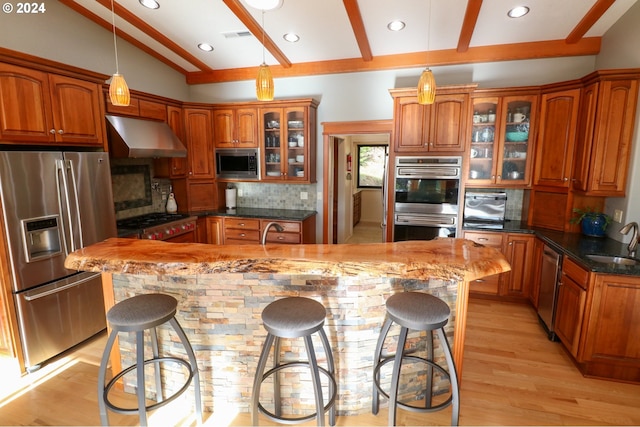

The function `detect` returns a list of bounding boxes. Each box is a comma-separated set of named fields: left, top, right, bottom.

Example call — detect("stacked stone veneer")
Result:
left=111, top=272, right=458, bottom=417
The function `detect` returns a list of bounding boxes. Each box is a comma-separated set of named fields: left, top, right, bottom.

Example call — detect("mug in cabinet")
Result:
left=513, top=113, right=526, bottom=123
left=470, top=148, right=479, bottom=158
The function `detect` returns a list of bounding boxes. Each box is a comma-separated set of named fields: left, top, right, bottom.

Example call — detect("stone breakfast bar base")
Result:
left=65, top=238, right=509, bottom=416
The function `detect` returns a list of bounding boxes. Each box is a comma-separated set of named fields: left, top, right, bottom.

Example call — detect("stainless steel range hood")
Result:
left=106, top=115, right=187, bottom=158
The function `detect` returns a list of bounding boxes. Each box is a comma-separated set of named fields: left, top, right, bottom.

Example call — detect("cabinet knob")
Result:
left=58, top=129, right=64, bottom=134
left=564, top=177, right=569, bottom=181
left=240, top=233, right=246, bottom=237
left=49, top=129, right=56, bottom=134
left=478, top=238, right=488, bottom=242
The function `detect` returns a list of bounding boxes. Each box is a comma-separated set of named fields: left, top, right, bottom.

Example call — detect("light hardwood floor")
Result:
left=1, top=298, right=639, bottom=426
left=344, top=221, right=383, bottom=244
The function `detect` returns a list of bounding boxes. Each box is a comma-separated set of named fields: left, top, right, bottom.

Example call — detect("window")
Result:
left=357, top=145, right=387, bottom=188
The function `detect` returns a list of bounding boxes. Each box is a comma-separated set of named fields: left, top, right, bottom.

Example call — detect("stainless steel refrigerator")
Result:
left=0, top=151, right=116, bottom=371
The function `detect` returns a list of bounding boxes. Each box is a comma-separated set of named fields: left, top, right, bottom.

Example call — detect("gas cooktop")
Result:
left=116, top=213, right=191, bottom=229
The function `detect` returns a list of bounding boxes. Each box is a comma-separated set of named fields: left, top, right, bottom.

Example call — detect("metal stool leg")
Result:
left=372, top=317, right=393, bottom=415
left=388, top=326, right=409, bottom=427
left=98, top=329, right=118, bottom=426
left=136, top=330, right=148, bottom=427
left=273, top=337, right=282, bottom=418
left=169, top=317, right=203, bottom=425
left=252, top=333, right=275, bottom=426
left=425, top=329, right=434, bottom=409
left=150, top=327, right=163, bottom=403
left=318, top=328, right=336, bottom=426
left=437, top=328, right=459, bottom=426
left=304, top=335, right=325, bottom=427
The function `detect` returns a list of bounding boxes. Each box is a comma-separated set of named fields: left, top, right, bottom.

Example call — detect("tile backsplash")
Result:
left=229, top=182, right=318, bottom=211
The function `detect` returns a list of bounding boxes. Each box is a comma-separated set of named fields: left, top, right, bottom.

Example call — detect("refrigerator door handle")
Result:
left=55, top=159, right=72, bottom=255
left=57, top=159, right=83, bottom=252
left=23, top=272, right=101, bottom=301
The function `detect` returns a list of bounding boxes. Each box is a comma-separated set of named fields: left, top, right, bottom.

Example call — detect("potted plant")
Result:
left=570, top=207, right=612, bottom=237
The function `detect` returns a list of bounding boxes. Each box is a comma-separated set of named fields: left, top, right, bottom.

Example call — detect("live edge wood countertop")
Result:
left=64, top=237, right=510, bottom=281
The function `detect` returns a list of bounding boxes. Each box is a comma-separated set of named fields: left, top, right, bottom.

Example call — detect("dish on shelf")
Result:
left=267, top=120, right=279, bottom=129
left=288, top=120, right=303, bottom=128
left=505, top=131, right=528, bottom=142
left=296, top=171, right=304, bottom=177
left=266, top=171, right=280, bottom=177
left=503, top=161, right=518, bottom=173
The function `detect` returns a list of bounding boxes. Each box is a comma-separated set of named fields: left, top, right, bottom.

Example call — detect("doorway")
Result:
left=321, top=120, right=392, bottom=244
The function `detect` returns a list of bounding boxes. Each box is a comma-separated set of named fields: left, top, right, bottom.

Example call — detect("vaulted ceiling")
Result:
left=61, top=0, right=637, bottom=84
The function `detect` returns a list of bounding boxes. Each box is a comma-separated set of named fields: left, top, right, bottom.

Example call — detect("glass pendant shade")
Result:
left=256, top=63, right=274, bottom=101
left=109, top=73, right=130, bottom=106
left=417, top=68, right=436, bottom=105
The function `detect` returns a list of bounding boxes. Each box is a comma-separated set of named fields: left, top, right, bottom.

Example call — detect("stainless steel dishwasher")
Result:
left=537, top=244, right=563, bottom=341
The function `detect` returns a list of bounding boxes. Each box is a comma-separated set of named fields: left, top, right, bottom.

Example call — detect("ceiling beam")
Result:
left=457, top=0, right=483, bottom=52
left=566, top=0, right=615, bottom=44
left=343, top=0, right=373, bottom=62
left=58, top=0, right=192, bottom=75
left=223, top=0, right=292, bottom=68
left=187, top=37, right=601, bottom=84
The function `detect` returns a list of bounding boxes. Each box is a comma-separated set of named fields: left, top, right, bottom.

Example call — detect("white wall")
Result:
left=596, top=1, right=640, bottom=243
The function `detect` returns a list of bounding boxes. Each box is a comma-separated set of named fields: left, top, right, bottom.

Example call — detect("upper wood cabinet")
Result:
left=0, top=62, right=105, bottom=146
left=533, top=87, right=581, bottom=188
left=467, top=91, right=538, bottom=186
left=212, top=107, right=258, bottom=148
left=573, top=74, right=639, bottom=196
left=183, top=107, right=215, bottom=179
left=390, top=86, right=473, bottom=153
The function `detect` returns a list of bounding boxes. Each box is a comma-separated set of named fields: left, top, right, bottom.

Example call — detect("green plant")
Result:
left=570, top=207, right=612, bottom=229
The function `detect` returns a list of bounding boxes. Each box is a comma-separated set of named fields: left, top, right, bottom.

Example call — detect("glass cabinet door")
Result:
left=262, top=109, right=282, bottom=179
left=497, top=96, right=537, bottom=184
left=469, top=98, right=499, bottom=183
left=284, top=108, right=306, bottom=180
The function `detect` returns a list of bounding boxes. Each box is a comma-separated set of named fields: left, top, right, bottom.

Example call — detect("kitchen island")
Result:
left=65, top=238, right=509, bottom=415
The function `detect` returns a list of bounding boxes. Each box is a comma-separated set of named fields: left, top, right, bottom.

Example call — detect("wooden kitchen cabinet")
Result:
left=259, top=99, right=318, bottom=182
left=467, top=92, right=538, bottom=186
left=213, top=107, right=258, bottom=148
left=154, top=105, right=189, bottom=179
left=216, top=216, right=316, bottom=245
left=463, top=231, right=534, bottom=300
left=554, top=257, right=589, bottom=358
left=573, top=73, right=639, bottom=197
left=205, top=217, right=223, bottom=244
left=391, top=86, right=472, bottom=153
left=533, top=87, right=581, bottom=188
left=183, top=107, right=215, bottom=179
left=0, top=62, right=105, bottom=146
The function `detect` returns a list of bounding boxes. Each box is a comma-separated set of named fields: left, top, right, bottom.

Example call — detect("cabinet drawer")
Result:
left=225, top=218, right=260, bottom=230
left=265, top=232, right=301, bottom=244
left=260, top=220, right=300, bottom=233
left=463, top=231, right=504, bottom=248
left=563, top=257, right=589, bottom=289
left=470, top=274, right=500, bottom=295
left=224, top=228, right=260, bottom=242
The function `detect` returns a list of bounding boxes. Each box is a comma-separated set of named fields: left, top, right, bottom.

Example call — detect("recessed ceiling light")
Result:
left=283, top=32, right=299, bottom=43
left=198, top=43, right=214, bottom=52
left=139, top=0, right=159, bottom=9
left=508, top=6, right=530, bottom=18
left=244, top=0, right=283, bottom=10
left=387, top=20, right=406, bottom=32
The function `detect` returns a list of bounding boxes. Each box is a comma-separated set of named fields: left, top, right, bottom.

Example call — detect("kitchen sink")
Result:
left=585, top=254, right=640, bottom=266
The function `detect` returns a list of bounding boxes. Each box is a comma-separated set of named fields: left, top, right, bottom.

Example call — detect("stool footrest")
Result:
left=103, top=356, right=196, bottom=415
left=373, top=354, right=453, bottom=413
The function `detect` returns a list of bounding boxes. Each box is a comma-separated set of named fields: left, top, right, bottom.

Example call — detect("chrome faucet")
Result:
left=261, top=222, right=284, bottom=245
left=620, top=221, right=639, bottom=258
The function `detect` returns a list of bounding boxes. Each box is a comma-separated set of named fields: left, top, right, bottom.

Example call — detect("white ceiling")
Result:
left=63, top=0, right=637, bottom=82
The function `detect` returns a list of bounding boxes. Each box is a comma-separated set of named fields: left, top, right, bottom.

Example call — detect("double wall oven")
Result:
left=392, top=156, right=462, bottom=241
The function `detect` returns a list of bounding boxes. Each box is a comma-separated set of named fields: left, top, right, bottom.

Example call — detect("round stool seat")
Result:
left=262, top=296, right=326, bottom=338
left=386, top=292, right=450, bottom=331
left=107, top=293, right=177, bottom=332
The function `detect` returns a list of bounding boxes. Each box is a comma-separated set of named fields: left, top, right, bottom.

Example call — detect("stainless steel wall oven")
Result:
left=392, top=156, right=462, bottom=241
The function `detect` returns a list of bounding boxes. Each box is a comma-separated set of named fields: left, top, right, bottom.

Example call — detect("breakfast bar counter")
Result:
left=65, top=238, right=509, bottom=415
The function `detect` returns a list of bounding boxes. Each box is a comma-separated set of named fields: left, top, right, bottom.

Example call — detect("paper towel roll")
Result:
left=225, top=188, right=237, bottom=209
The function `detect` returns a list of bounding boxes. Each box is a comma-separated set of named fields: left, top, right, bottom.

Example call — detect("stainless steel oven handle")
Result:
left=396, top=215, right=457, bottom=226
left=396, top=166, right=461, bottom=178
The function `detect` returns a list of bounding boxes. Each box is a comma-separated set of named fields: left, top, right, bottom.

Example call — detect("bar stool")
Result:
left=372, top=292, right=459, bottom=426
left=98, top=293, right=202, bottom=426
left=251, top=296, right=337, bottom=426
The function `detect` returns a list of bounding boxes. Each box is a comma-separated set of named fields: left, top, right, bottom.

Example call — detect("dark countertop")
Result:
left=193, top=207, right=318, bottom=222
left=463, top=221, right=640, bottom=276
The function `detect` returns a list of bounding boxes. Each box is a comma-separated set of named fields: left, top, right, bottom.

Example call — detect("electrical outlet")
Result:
left=613, top=209, right=624, bottom=223
left=300, top=191, right=308, bottom=200
left=238, top=189, right=243, bottom=197
left=161, top=191, right=167, bottom=201
left=317, top=192, right=322, bottom=200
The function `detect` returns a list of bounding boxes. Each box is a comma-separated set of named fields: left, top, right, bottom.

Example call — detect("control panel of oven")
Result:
left=142, top=219, right=197, bottom=240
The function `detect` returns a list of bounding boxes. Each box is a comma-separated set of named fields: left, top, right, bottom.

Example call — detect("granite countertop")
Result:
left=463, top=221, right=640, bottom=276
left=65, top=238, right=510, bottom=282
left=194, top=207, right=317, bottom=221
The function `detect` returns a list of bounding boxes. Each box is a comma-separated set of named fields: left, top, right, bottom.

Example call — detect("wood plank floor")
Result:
left=1, top=298, right=639, bottom=426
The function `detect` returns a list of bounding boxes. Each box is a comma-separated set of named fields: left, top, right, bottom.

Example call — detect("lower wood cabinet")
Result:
left=205, top=215, right=316, bottom=245
left=463, top=231, right=534, bottom=300
left=554, top=257, right=589, bottom=358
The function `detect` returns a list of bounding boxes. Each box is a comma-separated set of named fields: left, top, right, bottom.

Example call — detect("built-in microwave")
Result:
left=215, top=148, right=260, bottom=180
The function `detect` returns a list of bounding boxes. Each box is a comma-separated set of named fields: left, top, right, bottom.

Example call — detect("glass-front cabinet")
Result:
left=260, top=100, right=317, bottom=182
left=468, top=93, right=538, bottom=186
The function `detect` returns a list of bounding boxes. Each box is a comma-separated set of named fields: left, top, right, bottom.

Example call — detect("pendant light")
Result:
left=256, top=9, right=274, bottom=101
left=108, top=0, right=130, bottom=106
left=417, top=0, right=435, bottom=105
